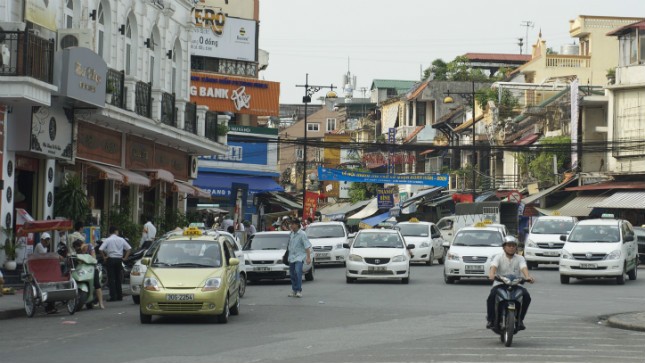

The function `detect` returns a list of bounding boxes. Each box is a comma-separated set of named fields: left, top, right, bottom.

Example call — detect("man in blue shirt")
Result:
left=287, top=218, right=312, bottom=298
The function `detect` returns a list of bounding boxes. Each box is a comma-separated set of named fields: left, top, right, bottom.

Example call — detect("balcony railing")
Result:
left=135, top=81, right=152, bottom=118
left=184, top=102, right=197, bottom=134
left=106, top=68, right=125, bottom=108
left=0, top=30, right=55, bottom=83
left=205, top=111, right=219, bottom=142
left=160, top=92, right=176, bottom=127
left=545, top=55, right=591, bottom=68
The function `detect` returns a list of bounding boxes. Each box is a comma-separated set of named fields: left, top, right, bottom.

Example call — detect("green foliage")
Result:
left=348, top=168, right=380, bottom=204
left=102, top=204, right=141, bottom=250
left=606, top=67, right=616, bottom=85
left=423, top=56, right=513, bottom=82
left=452, top=165, right=480, bottom=191
left=518, top=136, right=571, bottom=186
left=216, top=124, right=229, bottom=136
left=54, top=175, right=90, bottom=225
left=475, top=88, right=520, bottom=119
left=2, top=227, right=16, bottom=260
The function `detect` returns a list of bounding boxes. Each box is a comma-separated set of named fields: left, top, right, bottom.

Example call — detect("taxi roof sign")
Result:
left=482, top=219, right=493, bottom=224
left=474, top=222, right=487, bottom=228
left=183, top=227, right=203, bottom=236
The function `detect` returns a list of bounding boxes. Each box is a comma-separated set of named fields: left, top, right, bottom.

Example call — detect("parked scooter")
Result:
left=490, top=274, right=528, bottom=347
left=69, top=253, right=101, bottom=311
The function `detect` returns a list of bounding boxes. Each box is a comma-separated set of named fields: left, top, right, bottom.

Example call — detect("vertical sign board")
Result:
left=303, top=191, right=318, bottom=221
left=387, top=128, right=396, bottom=174
left=230, top=183, right=248, bottom=225
left=570, top=79, right=579, bottom=169
left=377, top=188, right=394, bottom=209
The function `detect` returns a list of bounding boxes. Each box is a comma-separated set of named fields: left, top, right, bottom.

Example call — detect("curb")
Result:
left=606, top=312, right=645, bottom=333
left=0, top=308, right=25, bottom=320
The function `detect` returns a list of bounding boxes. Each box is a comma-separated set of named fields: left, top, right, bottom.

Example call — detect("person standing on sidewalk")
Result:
left=287, top=218, right=312, bottom=298
left=140, top=216, right=157, bottom=250
left=99, top=226, right=131, bottom=302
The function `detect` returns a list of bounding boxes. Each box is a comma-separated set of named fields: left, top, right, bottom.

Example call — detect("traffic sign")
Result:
left=508, top=191, right=522, bottom=203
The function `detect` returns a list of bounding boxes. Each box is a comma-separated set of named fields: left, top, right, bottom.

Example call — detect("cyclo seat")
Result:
left=26, top=253, right=68, bottom=283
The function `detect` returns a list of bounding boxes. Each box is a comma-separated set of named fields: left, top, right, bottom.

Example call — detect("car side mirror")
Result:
left=141, top=257, right=151, bottom=266
left=559, top=235, right=567, bottom=242
left=228, top=257, right=240, bottom=266
left=406, top=244, right=415, bottom=249
left=342, top=243, right=350, bottom=249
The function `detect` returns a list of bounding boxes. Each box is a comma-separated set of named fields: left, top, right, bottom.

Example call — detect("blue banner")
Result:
left=318, top=167, right=449, bottom=187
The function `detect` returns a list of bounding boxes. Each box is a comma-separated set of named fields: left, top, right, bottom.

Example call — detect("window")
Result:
left=326, top=118, right=336, bottom=132
left=296, top=147, right=304, bottom=160
left=171, top=44, right=178, bottom=93
left=125, top=19, right=132, bottom=75
left=307, top=123, right=319, bottom=132
left=64, top=0, right=74, bottom=28
left=97, top=4, right=105, bottom=57
left=148, top=32, right=156, bottom=85
left=416, top=101, right=426, bottom=126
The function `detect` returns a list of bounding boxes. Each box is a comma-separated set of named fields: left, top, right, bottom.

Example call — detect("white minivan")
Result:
left=559, top=216, right=639, bottom=285
left=524, top=216, right=577, bottom=269
left=306, top=222, right=349, bottom=265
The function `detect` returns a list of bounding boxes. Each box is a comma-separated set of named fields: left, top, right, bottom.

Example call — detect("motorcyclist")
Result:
left=486, top=237, right=534, bottom=330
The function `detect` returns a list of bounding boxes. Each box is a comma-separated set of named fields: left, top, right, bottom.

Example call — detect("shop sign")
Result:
left=191, top=17, right=257, bottom=62
left=200, top=138, right=267, bottom=165
left=55, top=47, right=108, bottom=107
left=76, top=123, right=121, bottom=165
left=155, top=145, right=189, bottom=181
left=362, top=152, right=416, bottom=168
left=29, top=105, right=73, bottom=161
left=25, top=0, right=59, bottom=31
left=190, top=72, right=279, bottom=116
left=191, top=0, right=255, bottom=21
left=318, top=167, right=449, bottom=187
left=303, top=191, right=319, bottom=221
left=377, top=188, right=394, bottom=209
left=125, top=136, right=153, bottom=169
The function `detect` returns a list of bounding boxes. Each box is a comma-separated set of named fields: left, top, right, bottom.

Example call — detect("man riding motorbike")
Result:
left=486, top=237, right=534, bottom=330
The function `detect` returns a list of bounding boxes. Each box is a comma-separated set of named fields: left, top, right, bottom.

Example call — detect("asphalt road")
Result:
left=2, top=264, right=645, bottom=363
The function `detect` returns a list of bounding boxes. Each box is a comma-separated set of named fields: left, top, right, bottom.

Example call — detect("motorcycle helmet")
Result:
left=502, top=236, right=518, bottom=247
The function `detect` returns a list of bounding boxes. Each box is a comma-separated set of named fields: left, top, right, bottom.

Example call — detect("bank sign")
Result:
left=318, top=167, right=449, bottom=187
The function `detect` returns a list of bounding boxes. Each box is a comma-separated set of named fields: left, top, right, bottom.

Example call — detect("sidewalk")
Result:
left=0, top=285, right=132, bottom=320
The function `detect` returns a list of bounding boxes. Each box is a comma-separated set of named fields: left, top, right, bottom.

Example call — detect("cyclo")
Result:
left=21, top=219, right=78, bottom=317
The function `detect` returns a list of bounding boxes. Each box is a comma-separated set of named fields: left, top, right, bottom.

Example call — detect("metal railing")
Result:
left=135, top=81, right=152, bottom=118
left=545, top=55, right=591, bottom=68
left=106, top=68, right=125, bottom=109
left=184, top=102, right=197, bottom=134
left=0, top=30, right=54, bottom=83
left=205, top=111, right=219, bottom=141
left=160, top=92, right=176, bottom=127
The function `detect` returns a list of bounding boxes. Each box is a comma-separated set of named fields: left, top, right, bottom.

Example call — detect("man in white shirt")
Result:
left=141, top=217, right=157, bottom=248
left=99, top=226, right=132, bottom=302
left=34, top=232, right=52, bottom=255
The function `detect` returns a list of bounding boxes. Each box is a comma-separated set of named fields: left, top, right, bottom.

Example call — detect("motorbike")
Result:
left=491, top=274, right=527, bottom=347
left=69, top=253, right=102, bottom=312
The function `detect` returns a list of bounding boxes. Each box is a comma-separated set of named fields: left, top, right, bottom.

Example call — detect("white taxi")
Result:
left=524, top=216, right=577, bottom=269
left=443, top=224, right=504, bottom=284
left=306, top=222, right=349, bottom=265
left=243, top=231, right=314, bottom=283
left=395, top=220, right=445, bottom=265
left=559, top=216, right=638, bottom=285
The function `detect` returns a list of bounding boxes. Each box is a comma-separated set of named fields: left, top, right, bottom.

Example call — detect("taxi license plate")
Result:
left=254, top=267, right=270, bottom=271
left=543, top=251, right=560, bottom=256
left=166, top=294, right=194, bottom=301
left=580, top=263, right=597, bottom=269
left=465, top=265, right=484, bottom=271
left=368, top=266, right=386, bottom=271
left=315, top=252, right=329, bottom=258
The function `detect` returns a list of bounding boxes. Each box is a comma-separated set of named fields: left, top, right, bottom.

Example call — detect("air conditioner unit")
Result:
left=57, top=28, right=93, bottom=51
left=189, top=156, right=199, bottom=179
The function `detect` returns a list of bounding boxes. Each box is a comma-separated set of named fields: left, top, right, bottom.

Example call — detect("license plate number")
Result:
left=368, top=266, right=386, bottom=271
left=465, top=265, right=484, bottom=271
left=580, top=263, right=597, bottom=269
left=166, top=294, right=194, bottom=301
left=543, top=251, right=560, bottom=256
left=315, top=252, right=329, bottom=258
left=254, top=267, right=270, bottom=271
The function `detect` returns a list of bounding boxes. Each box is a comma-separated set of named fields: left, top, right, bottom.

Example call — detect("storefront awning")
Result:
left=323, top=200, right=371, bottom=220
left=84, top=162, right=125, bottom=183
left=348, top=198, right=379, bottom=221
left=522, top=175, right=579, bottom=205
left=360, top=211, right=392, bottom=227
left=117, top=169, right=151, bottom=187
left=137, top=169, right=175, bottom=183
left=589, top=191, right=645, bottom=209
left=194, top=173, right=283, bottom=196
left=269, top=193, right=302, bottom=210
left=173, top=181, right=196, bottom=195
left=534, top=195, right=606, bottom=217
left=401, top=187, right=443, bottom=208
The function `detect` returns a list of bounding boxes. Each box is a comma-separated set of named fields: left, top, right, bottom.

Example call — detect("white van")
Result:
left=306, top=222, right=349, bottom=265
left=559, top=216, right=639, bottom=285
left=524, top=216, right=577, bottom=269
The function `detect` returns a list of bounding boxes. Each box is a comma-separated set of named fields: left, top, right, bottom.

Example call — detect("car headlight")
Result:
left=244, top=259, right=251, bottom=265
left=447, top=252, right=460, bottom=261
left=606, top=249, right=621, bottom=260
left=560, top=249, right=573, bottom=260
left=348, top=254, right=364, bottom=262
left=131, top=265, right=142, bottom=276
left=419, top=242, right=430, bottom=248
left=526, top=239, right=536, bottom=248
left=335, top=243, right=344, bottom=249
left=202, top=277, right=222, bottom=291
left=391, top=255, right=406, bottom=262
left=143, top=277, right=162, bottom=291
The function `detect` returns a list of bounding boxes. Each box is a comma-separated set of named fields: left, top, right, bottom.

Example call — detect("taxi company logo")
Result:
left=585, top=252, right=593, bottom=259
left=548, top=242, right=554, bottom=248
left=374, top=259, right=381, bottom=264
left=472, top=256, right=479, bottom=260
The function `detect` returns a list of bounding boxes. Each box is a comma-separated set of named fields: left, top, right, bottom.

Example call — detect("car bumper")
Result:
left=410, top=247, right=431, bottom=262
left=140, top=289, right=227, bottom=316
left=313, top=249, right=347, bottom=264
left=443, top=260, right=490, bottom=278
left=129, top=275, right=144, bottom=296
left=345, top=260, right=409, bottom=279
left=559, top=259, right=624, bottom=277
left=524, top=247, right=561, bottom=263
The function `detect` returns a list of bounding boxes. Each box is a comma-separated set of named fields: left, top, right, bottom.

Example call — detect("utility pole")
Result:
left=520, top=21, right=534, bottom=55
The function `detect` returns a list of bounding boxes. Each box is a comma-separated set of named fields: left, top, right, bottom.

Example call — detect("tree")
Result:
left=347, top=168, right=380, bottom=204
left=54, top=175, right=90, bottom=224
left=423, top=59, right=448, bottom=80
left=475, top=87, right=520, bottom=120
left=517, top=136, right=571, bottom=187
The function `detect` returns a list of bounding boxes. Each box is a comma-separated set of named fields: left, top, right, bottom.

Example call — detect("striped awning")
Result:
left=589, top=192, right=645, bottom=209
left=83, top=162, right=150, bottom=186
left=137, top=169, right=175, bottom=183
left=534, top=195, right=606, bottom=217
left=116, top=168, right=151, bottom=187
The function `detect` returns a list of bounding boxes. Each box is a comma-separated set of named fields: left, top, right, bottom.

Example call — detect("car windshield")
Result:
left=152, top=240, right=222, bottom=267
left=531, top=219, right=575, bottom=234
left=568, top=225, right=620, bottom=243
left=397, top=224, right=429, bottom=237
left=144, top=239, right=163, bottom=257
left=452, top=230, right=503, bottom=247
left=352, top=232, right=403, bottom=248
left=244, top=234, right=288, bottom=250
left=306, top=225, right=345, bottom=238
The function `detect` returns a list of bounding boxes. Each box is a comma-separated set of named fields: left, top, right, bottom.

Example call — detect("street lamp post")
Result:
left=444, top=81, right=477, bottom=201
left=296, top=74, right=336, bottom=216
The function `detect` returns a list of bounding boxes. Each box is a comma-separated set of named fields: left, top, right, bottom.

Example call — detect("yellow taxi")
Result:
left=139, top=228, right=241, bottom=324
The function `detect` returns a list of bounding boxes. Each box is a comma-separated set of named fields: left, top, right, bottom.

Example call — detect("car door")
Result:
left=430, top=225, right=444, bottom=257
left=622, top=222, right=638, bottom=271
left=222, top=241, right=239, bottom=297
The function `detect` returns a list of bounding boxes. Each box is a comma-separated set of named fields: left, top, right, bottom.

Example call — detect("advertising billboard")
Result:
left=191, top=17, right=257, bottom=62
left=25, top=0, right=59, bottom=31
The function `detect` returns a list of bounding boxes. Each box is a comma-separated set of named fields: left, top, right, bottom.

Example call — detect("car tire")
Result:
left=617, top=266, right=626, bottom=285
left=628, top=260, right=638, bottom=281
left=132, top=295, right=140, bottom=304
left=346, top=276, right=355, bottom=283
left=238, top=273, right=247, bottom=298
left=230, top=292, right=240, bottom=316
left=438, top=250, right=446, bottom=265
left=560, top=275, right=570, bottom=284
left=527, top=261, right=538, bottom=270
left=217, top=296, right=230, bottom=324
left=140, top=310, right=152, bottom=324
left=426, top=249, right=434, bottom=266
left=444, top=271, right=456, bottom=284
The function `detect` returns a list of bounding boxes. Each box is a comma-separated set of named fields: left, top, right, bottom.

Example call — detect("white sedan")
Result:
left=244, top=232, right=314, bottom=283
left=345, top=229, right=414, bottom=284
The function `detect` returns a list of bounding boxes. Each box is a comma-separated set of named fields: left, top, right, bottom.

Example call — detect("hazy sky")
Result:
left=258, top=0, right=645, bottom=104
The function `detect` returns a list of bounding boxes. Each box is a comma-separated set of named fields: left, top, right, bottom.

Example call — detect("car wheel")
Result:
left=305, top=265, right=315, bottom=281
left=443, top=270, right=456, bottom=284
left=132, top=295, right=140, bottom=304
left=527, top=261, right=537, bottom=270
left=438, top=250, right=446, bottom=265
left=346, top=276, right=355, bottom=283
left=140, top=310, right=152, bottom=324
left=628, top=260, right=638, bottom=281
left=238, top=273, right=247, bottom=298
left=560, top=275, right=570, bottom=284
left=217, top=296, right=230, bottom=324
left=230, top=292, right=240, bottom=316
left=426, top=249, right=434, bottom=266
left=617, top=265, right=626, bottom=285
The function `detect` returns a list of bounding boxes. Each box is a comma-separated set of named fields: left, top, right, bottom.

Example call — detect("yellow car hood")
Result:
left=150, top=268, right=224, bottom=289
